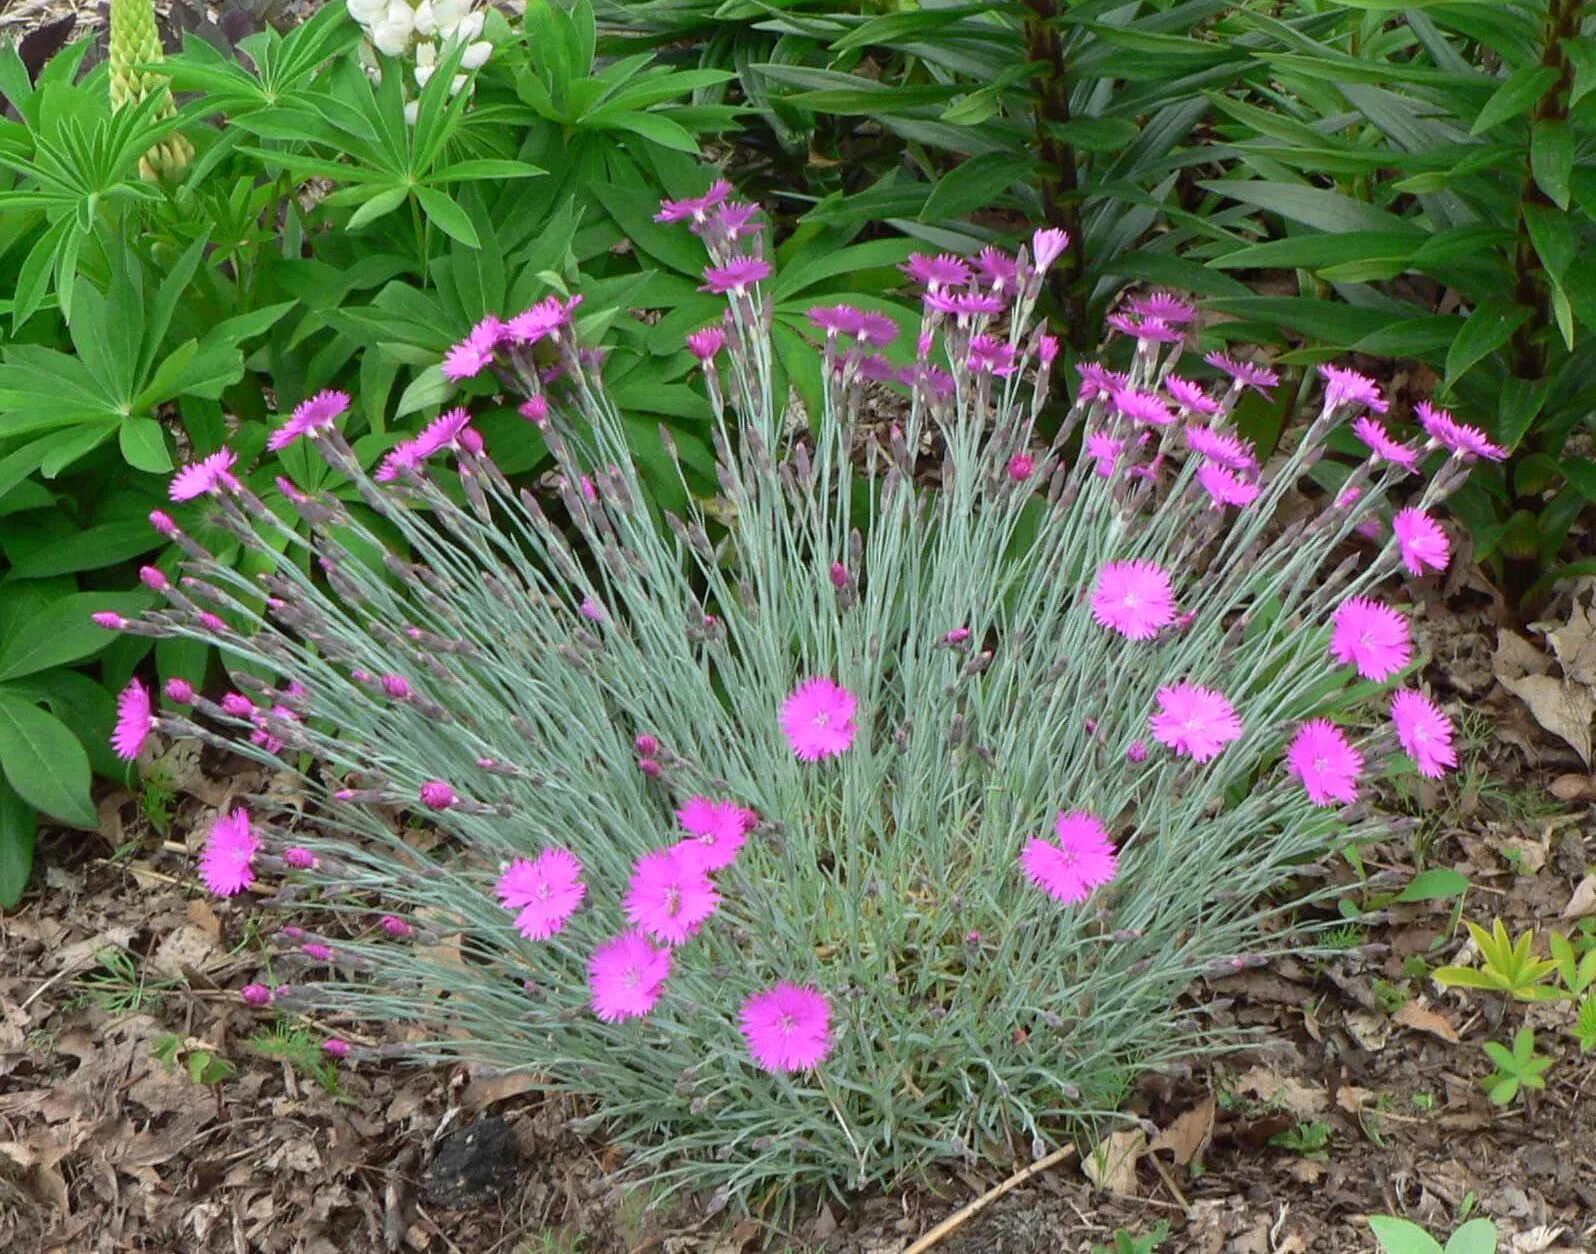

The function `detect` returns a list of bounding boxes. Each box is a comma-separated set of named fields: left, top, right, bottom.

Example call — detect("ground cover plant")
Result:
left=90, top=181, right=1495, bottom=1210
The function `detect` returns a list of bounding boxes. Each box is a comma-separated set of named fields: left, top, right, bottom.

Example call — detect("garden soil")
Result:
left=3, top=589, right=1595, bottom=1253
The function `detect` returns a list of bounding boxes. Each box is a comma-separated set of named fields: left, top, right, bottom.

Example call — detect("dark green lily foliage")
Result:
left=1195, top=0, right=1596, bottom=603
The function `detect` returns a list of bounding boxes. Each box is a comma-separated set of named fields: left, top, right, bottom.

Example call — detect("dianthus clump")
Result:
left=108, top=178, right=1471, bottom=1203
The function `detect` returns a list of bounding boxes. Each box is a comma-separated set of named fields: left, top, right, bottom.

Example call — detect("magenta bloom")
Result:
left=1090, top=560, right=1175, bottom=641
left=1076, top=362, right=1128, bottom=401
left=654, top=180, right=732, bottom=224
left=1392, top=507, right=1450, bottom=576
left=322, top=1038, right=350, bottom=1059
left=1127, top=291, right=1196, bottom=325
left=1203, top=352, right=1279, bottom=396
left=589, top=930, right=673, bottom=1023
left=1183, top=425, right=1256, bottom=470
left=853, top=311, right=897, bottom=345
left=1196, top=463, right=1261, bottom=509
left=169, top=447, right=238, bottom=501
left=686, top=326, right=726, bottom=361
left=199, top=807, right=259, bottom=896
left=781, top=676, right=858, bottom=761
left=519, top=394, right=550, bottom=426
left=1165, top=375, right=1220, bottom=415
left=282, top=846, right=316, bottom=869
left=443, top=338, right=494, bottom=381
left=240, top=983, right=272, bottom=1006
left=975, top=246, right=1019, bottom=291
left=268, top=389, right=351, bottom=451
left=967, top=335, right=1018, bottom=376
left=1352, top=417, right=1418, bottom=473
left=701, top=255, right=772, bottom=295
left=375, top=439, right=422, bottom=482
left=1415, top=401, right=1507, bottom=462
left=1149, top=682, right=1244, bottom=763
left=507, top=295, right=578, bottom=346
left=1021, top=811, right=1119, bottom=906
left=164, top=678, right=194, bottom=704
left=1329, top=597, right=1411, bottom=681
left=419, top=780, right=456, bottom=810
left=675, top=796, right=755, bottom=871
left=1391, top=689, right=1457, bottom=778
left=901, top=252, right=972, bottom=290
left=925, top=290, right=1006, bottom=317
left=807, top=304, right=864, bottom=338
left=1110, top=388, right=1176, bottom=426
left=1318, top=364, right=1387, bottom=413
left=1286, top=719, right=1364, bottom=807
left=497, top=847, right=586, bottom=940
left=624, top=846, right=721, bottom=944
left=1030, top=228, right=1070, bottom=272
left=412, top=407, right=474, bottom=460
left=1007, top=452, right=1036, bottom=481
left=740, top=982, right=834, bottom=1073
left=1085, top=431, right=1123, bottom=477
left=111, top=679, right=153, bottom=761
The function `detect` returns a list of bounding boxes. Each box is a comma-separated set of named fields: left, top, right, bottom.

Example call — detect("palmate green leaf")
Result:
left=590, top=108, right=702, bottom=153
left=430, top=158, right=546, bottom=183
left=414, top=185, right=480, bottom=248
left=7, top=520, right=160, bottom=579
left=0, top=690, right=96, bottom=826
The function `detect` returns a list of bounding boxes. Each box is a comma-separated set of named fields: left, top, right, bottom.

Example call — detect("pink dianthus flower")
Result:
left=1196, top=463, right=1261, bottom=508
left=701, top=256, right=772, bottom=295
left=1351, top=416, right=1418, bottom=473
left=781, top=676, right=858, bottom=761
left=1391, top=689, right=1457, bottom=778
left=1286, top=719, right=1364, bottom=806
left=1021, top=811, right=1119, bottom=905
left=1329, top=597, right=1411, bottom=681
left=1392, top=507, right=1450, bottom=575
left=497, top=847, right=586, bottom=940
left=1090, top=560, right=1175, bottom=641
left=1149, top=682, right=1244, bottom=762
left=112, top=679, right=153, bottom=761
left=740, top=982, right=834, bottom=1073
left=624, top=846, right=721, bottom=944
left=268, top=390, right=351, bottom=451
left=199, top=807, right=259, bottom=896
left=170, top=447, right=238, bottom=502
left=675, top=796, right=755, bottom=871
left=589, top=930, right=672, bottom=1023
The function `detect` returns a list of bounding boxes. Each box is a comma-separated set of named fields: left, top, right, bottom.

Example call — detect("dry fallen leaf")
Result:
left=1494, top=672, right=1595, bottom=765
left=1233, top=1065, right=1328, bottom=1118
left=1149, top=1096, right=1214, bottom=1166
left=1550, top=773, right=1596, bottom=803
left=1344, top=1009, right=1391, bottom=1052
left=1496, top=605, right=1596, bottom=765
left=1562, top=874, right=1596, bottom=920
left=1394, top=1002, right=1461, bottom=1044
left=1081, top=1128, right=1145, bottom=1195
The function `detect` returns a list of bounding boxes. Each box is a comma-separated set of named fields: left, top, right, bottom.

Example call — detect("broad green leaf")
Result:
left=920, top=152, right=1034, bottom=222
left=1470, top=66, right=1557, bottom=135
left=0, top=592, right=154, bottom=682
left=0, top=692, right=97, bottom=826
left=1523, top=202, right=1576, bottom=280
left=1530, top=118, right=1572, bottom=210
left=1444, top=1219, right=1499, bottom=1254
left=7, top=520, right=161, bottom=579
left=771, top=238, right=919, bottom=301
left=0, top=776, right=36, bottom=909
left=1394, top=868, right=1469, bottom=903
left=1445, top=296, right=1533, bottom=383
left=396, top=365, right=449, bottom=418
left=1562, top=457, right=1596, bottom=504
left=119, top=416, right=172, bottom=474
left=1368, top=1216, right=1443, bottom=1254
left=430, top=158, right=546, bottom=183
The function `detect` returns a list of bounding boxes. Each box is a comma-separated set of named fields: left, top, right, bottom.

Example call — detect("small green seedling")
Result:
left=150, top=1032, right=237, bottom=1085
left=1092, top=1221, right=1170, bottom=1254
left=1433, top=921, right=1561, bottom=1002
left=1369, top=1215, right=1497, bottom=1254
left=1269, top=1120, right=1331, bottom=1157
left=1480, top=1027, right=1552, bottom=1105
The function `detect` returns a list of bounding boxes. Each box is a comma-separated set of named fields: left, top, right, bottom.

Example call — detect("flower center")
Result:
left=812, top=712, right=831, bottom=728
left=664, top=886, right=681, bottom=916
left=778, top=1013, right=796, bottom=1035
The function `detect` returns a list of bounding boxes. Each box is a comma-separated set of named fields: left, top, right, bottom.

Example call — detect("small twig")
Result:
left=902, top=1142, right=1076, bottom=1254
left=1145, top=1152, right=1190, bottom=1211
